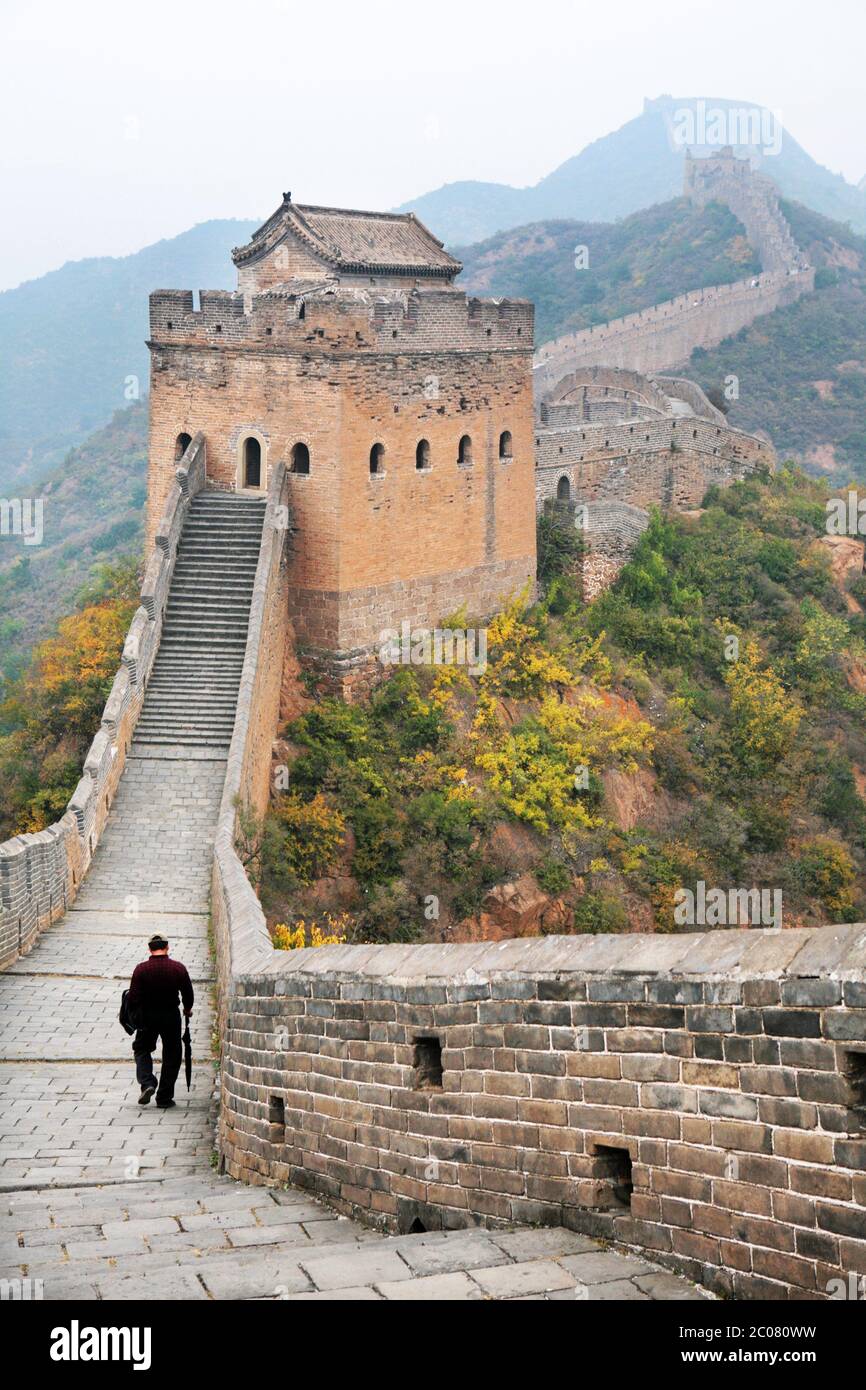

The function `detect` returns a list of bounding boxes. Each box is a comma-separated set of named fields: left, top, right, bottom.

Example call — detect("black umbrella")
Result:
left=183, top=1015, right=192, bottom=1092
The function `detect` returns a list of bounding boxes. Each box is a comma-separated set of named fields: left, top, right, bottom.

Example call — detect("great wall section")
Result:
left=533, top=147, right=815, bottom=396
left=531, top=147, right=816, bottom=595
left=2, top=165, right=865, bottom=1304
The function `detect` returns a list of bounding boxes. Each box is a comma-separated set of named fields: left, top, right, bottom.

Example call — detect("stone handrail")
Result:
left=0, top=435, right=207, bottom=970
left=211, top=461, right=291, bottom=1030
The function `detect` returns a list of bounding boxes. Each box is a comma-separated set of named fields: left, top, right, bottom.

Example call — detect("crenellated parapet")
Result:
left=148, top=286, right=534, bottom=358
left=533, top=267, right=814, bottom=394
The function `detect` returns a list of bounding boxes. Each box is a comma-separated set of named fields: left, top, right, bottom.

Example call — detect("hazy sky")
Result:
left=2, top=0, right=865, bottom=292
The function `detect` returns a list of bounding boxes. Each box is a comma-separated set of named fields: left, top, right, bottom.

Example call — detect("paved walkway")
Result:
left=0, top=752, right=707, bottom=1302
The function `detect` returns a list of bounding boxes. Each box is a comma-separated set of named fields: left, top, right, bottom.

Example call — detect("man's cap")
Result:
left=148, top=935, right=169, bottom=951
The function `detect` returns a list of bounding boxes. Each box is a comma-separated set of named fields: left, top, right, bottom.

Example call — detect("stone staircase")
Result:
left=133, top=491, right=267, bottom=753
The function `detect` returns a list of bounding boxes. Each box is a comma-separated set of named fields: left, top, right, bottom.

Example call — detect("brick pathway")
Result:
left=0, top=752, right=707, bottom=1302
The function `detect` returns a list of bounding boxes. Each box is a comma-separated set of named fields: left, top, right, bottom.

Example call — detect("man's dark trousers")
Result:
left=134, top=1010, right=182, bottom=1104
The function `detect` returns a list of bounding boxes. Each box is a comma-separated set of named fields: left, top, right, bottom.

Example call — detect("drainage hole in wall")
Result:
left=413, top=1037, right=443, bottom=1090
left=845, top=1052, right=866, bottom=1129
left=268, top=1095, right=286, bottom=1141
left=595, top=1145, right=634, bottom=1209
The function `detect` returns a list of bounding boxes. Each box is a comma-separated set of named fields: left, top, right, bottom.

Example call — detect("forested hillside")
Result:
left=0, top=560, right=139, bottom=835
left=0, top=401, right=147, bottom=691
left=458, top=198, right=759, bottom=344
left=248, top=467, right=866, bottom=941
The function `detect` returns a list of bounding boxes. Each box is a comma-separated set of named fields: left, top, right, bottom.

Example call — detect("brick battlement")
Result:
left=534, top=267, right=814, bottom=393
left=149, top=287, right=534, bottom=357
left=535, top=412, right=773, bottom=478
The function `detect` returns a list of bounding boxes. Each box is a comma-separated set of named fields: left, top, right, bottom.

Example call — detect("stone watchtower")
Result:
left=146, top=194, right=537, bottom=690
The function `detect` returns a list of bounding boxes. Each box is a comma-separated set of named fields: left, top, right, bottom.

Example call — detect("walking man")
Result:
left=127, top=934, right=194, bottom=1109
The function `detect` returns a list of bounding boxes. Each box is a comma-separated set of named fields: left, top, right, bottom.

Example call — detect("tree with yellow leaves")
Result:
left=724, top=638, right=802, bottom=779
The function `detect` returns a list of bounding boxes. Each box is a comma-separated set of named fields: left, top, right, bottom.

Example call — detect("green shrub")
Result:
left=571, top=892, right=629, bottom=935
left=535, top=858, right=572, bottom=895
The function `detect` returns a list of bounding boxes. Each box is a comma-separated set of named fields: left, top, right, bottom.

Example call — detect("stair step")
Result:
left=145, top=698, right=240, bottom=706
left=164, top=610, right=253, bottom=621
left=136, top=720, right=237, bottom=731
left=143, top=699, right=240, bottom=709
left=165, top=599, right=254, bottom=610
left=135, top=729, right=235, bottom=739
left=132, top=736, right=232, bottom=748
left=147, top=669, right=243, bottom=675
left=182, top=527, right=262, bottom=536
left=158, top=629, right=250, bottom=637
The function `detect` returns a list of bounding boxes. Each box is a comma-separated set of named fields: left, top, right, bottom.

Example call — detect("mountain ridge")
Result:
left=0, top=218, right=257, bottom=494
left=397, top=97, right=866, bottom=245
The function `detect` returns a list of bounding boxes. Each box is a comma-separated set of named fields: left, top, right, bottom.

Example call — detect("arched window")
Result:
left=557, top=476, right=571, bottom=503
left=291, top=442, right=310, bottom=475
left=175, top=432, right=192, bottom=461
left=369, top=443, right=385, bottom=476
left=458, top=435, right=473, bottom=466
left=499, top=430, right=513, bottom=460
left=242, top=437, right=262, bottom=489
left=298, top=301, right=306, bottom=321
left=416, top=439, right=431, bottom=471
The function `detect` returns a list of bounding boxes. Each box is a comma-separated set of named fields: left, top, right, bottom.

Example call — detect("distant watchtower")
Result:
left=146, top=194, right=536, bottom=691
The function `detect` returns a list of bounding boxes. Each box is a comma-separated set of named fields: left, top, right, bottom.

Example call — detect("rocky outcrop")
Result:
left=463, top=873, right=572, bottom=940
left=816, top=535, right=865, bottom=614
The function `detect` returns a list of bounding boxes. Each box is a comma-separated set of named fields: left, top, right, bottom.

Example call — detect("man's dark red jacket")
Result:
left=127, top=956, right=194, bottom=1017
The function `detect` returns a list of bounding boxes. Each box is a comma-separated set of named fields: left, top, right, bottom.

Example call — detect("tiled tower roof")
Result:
left=233, top=194, right=462, bottom=280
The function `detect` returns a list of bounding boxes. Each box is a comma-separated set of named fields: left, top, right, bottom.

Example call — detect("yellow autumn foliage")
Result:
left=273, top=913, right=354, bottom=951
left=724, top=639, right=802, bottom=776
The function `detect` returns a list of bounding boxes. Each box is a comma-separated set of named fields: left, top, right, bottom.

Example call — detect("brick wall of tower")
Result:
left=146, top=288, right=537, bottom=673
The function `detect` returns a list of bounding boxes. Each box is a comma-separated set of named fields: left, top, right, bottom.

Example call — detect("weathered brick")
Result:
left=823, top=1010, right=866, bottom=1041
left=770, top=1191, right=815, bottom=1229
left=699, top=1091, right=758, bottom=1121
left=740, top=1065, right=798, bottom=1097
left=789, top=1165, right=853, bottom=1202
left=685, top=1006, right=735, bottom=1033
left=773, top=1130, right=835, bottom=1164
left=763, top=1009, right=823, bottom=1039
left=642, top=1084, right=698, bottom=1113
left=816, top=1203, right=866, bottom=1240
left=781, top=980, right=842, bottom=1008
left=757, top=1096, right=818, bottom=1129
left=622, top=1054, right=680, bottom=1083
left=751, top=1248, right=816, bottom=1291
left=833, top=1139, right=866, bottom=1170
left=627, top=1004, right=685, bottom=1029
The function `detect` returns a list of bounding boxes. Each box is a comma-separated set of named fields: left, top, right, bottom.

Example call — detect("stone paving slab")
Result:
left=64, top=910, right=209, bottom=936
left=8, top=932, right=212, bottom=980
left=11, top=934, right=214, bottom=978
left=0, top=1171, right=707, bottom=1301
left=0, top=980, right=212, bottom=1060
